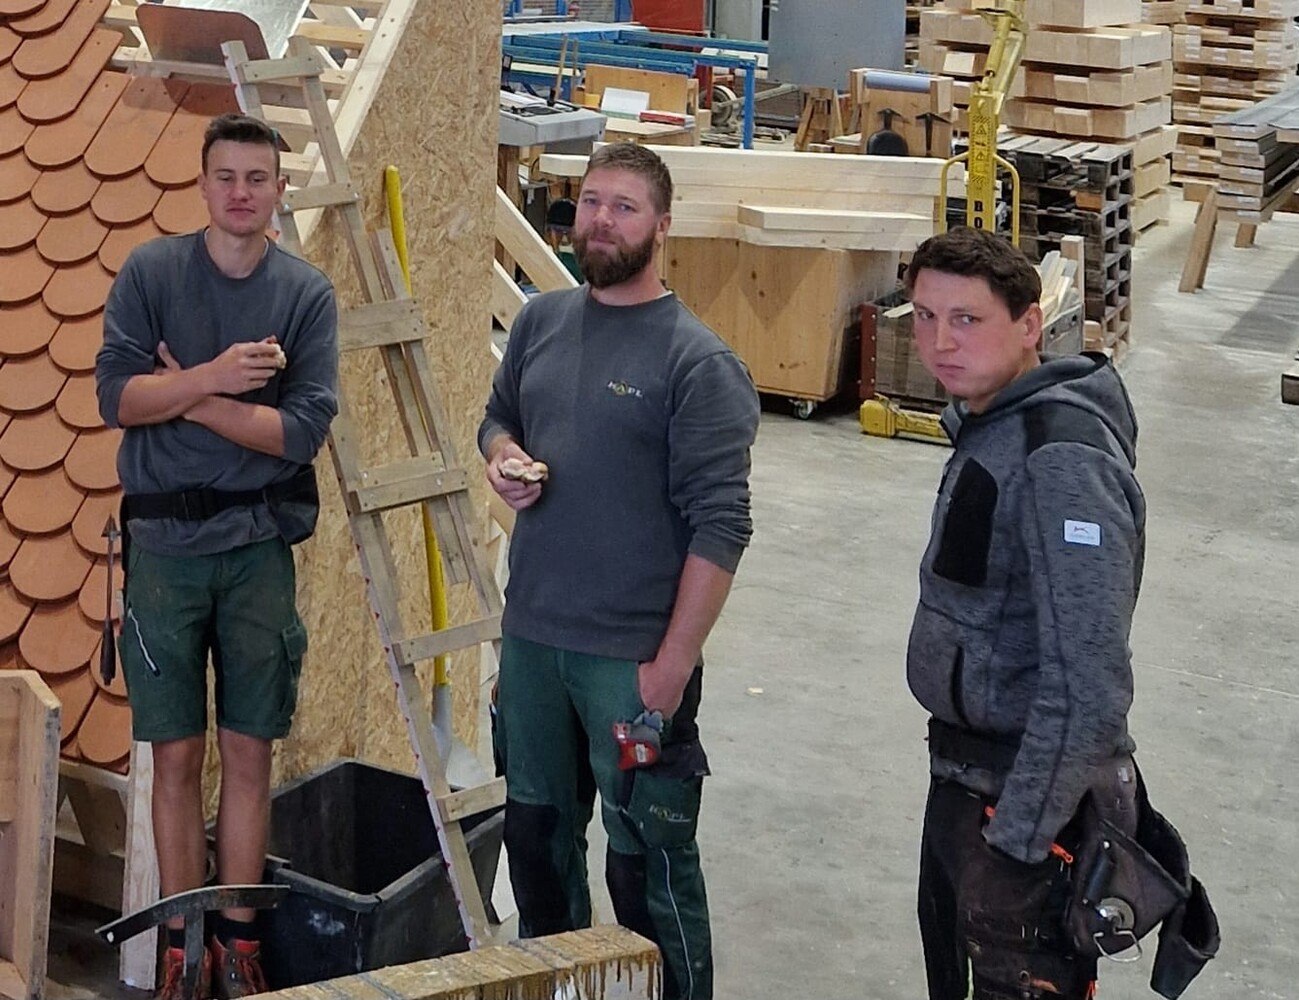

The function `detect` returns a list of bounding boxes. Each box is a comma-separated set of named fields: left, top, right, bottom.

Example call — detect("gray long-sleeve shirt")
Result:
left=96, top=232, right=338, bottom=557
left=479, top=287, right=760, bottom=662
left=908, top=355, right=1143, bottom=863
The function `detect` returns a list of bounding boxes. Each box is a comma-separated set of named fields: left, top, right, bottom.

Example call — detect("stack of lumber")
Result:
left=920, top=0, right=1176, bottom=232
left=908, top=0, right=939, bottom=64
left=1171, top=0, right=1299, bottom=199
left=996, top=135, right=1136, bottom=355
left=1143, top=0, right=1187, bottom=23
left=539, top=146, right=949, bottom=252
left=1210, top=83, right=1299, bottom=219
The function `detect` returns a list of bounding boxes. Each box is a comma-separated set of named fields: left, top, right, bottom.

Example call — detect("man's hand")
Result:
left=637, top=655, right=694, bottom=718
left=199, top=336, right=282, bottom=395
left=486, top=436, right=544, bottom=511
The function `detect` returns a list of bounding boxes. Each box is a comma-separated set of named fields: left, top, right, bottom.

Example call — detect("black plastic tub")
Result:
left=255, top=757, right=504, bottom=989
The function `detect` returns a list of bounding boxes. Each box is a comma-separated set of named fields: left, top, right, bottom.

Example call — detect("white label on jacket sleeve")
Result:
left=1064, top=520, right=1101, bottom=546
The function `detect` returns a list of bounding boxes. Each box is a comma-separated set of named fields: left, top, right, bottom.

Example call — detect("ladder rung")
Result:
left=281, top=182, right=359, bottom=213
left=393, top=616, right=502, bottom=666
left=337, top=300, right=427, bottom=353
left=349, top=464, right=470, bottom=514
left=437, top=778, right=507, bottom=824
left=236, top=54, right=325, bottom=85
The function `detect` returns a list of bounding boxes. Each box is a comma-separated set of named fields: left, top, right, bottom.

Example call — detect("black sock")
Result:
left=167, top=927, right=185, bottom=951
left=215, top=915, right=257, bottom=945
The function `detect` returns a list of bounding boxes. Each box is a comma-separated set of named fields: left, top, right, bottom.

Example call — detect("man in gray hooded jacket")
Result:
left=904, top=228, right=1143, bottom=1000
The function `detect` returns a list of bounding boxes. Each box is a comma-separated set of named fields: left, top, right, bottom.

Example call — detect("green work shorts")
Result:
left=119, top=537, right=307, bottom=743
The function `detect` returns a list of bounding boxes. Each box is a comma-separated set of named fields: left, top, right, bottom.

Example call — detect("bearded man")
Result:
left=478, top=142, right=760, bottom=1000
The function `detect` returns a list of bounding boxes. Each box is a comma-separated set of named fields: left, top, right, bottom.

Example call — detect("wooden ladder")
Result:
left=222, top=36, right=506, bottom=949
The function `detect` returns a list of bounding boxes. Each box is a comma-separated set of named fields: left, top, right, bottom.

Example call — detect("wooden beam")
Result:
left=120, top=743, right=159, bottom=991
left=295, top=21, right=370, bottom=52
left=1179, top=187, right=1220, bottom=292
left=495, top=187, right=579, bottom=293
left=492, top=260, right=529, bottom=330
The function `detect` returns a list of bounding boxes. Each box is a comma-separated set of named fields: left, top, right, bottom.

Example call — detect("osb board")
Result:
left=664, top=238, right=898, bottom=401
left=199, top=0, right=501, bottom=809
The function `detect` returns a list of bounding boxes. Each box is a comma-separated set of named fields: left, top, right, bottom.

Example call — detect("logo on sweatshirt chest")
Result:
left=606, top=379, right=644, bottom=399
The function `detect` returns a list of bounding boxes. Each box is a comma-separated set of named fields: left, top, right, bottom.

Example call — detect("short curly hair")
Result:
left=583, top=142, right=674, bottom=215
left=905, top=227, right=1041, bottom=319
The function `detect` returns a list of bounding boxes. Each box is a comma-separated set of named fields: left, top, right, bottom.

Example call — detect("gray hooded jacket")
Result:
left=908, top=354, right=1143, bottom=863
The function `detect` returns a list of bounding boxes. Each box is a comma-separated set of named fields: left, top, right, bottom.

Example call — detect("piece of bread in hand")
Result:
left=499, top=457, right=549, bottom=483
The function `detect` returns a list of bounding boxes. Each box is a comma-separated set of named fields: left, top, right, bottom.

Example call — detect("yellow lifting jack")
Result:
left=859, top=395, right=949, bottom=444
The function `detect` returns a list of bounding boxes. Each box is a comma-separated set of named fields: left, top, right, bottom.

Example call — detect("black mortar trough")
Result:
left=252, top=757, right=503, bottom=989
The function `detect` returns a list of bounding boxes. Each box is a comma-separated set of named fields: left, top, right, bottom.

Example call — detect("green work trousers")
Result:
left=494, top=634, right=712, bottom=1000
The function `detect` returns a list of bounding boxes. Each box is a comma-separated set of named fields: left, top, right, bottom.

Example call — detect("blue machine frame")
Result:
left=501, top=24, right=766, bottom=148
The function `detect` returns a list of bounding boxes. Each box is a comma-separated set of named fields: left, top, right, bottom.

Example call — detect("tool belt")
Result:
left=928, top=717, right=1219, bottom=998
left=121, top=464, right=319, bottom=545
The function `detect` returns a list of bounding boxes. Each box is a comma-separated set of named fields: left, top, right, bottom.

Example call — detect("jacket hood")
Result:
left=941, top=353, right=1138, bottom=465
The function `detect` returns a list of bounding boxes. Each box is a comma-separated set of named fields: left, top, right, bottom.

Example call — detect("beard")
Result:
left=573, top=228, right=657, bottom=289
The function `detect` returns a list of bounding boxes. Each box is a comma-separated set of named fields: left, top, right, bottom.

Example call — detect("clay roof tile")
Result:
left=0, top=25, right=19, bottom=62
left=18, top=594, right=97, bottom=669
left=0, top=578, right=33, bottom=644
left=76, top=681, right=131, bottom=765
left=0, top=244, right=53, bottom=303
left=1, top=298, right=59, bottom=355
left=43, top=255, right=112, bottom=317
left=0, top=350, right=67, bottom=410
left=90, top=167, right=162, bottom=225
left=85, top=74, right=186, bottom=178
left=9, top=0, right=73, bottom=36
left=145, top=82, right=237, bottom=188
left=24, top=70, right=125, bottom=167
left=153, top=183, right=207, bottom=234
left=0, top=59, right=23, bottom=108
left=0, top=0, right=49, bottom=19
left=45, top=665, right=95, bottom=743
left=15, top=26, right=115, bottom=123
left=31, top=157, right=97, bottom=211
left=97, top=217, right=162, bottom=273
left=10, top=532, right=92, bottom=602
left=0, top=513, right=20, bottom=570
left=0, top=194, right=42, bottom=249
left=54, top=372, right=100, bottom=426
left=12, top=0, right=108, bottom=80
left=63, top=426, right=120, bottom=490
left=36, top=204, right=108, bottom=264
left=0, top=150, right=40, bottom=201
left=48, top=311, right=101, bottom=371
left=0, top=410, right=76, bottom=473
left=70, top=489, right=115, bottom=556
left=77, top=558, right=120, bottom=628
left=0, top=103, right=34, bottom=154
left=4, top=462, right=82, bottom=535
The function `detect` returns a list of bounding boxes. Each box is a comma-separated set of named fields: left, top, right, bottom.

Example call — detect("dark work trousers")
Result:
left=494, top=634, right=712, bottom=1000
left=918, top=778, right=1097, bottom=1000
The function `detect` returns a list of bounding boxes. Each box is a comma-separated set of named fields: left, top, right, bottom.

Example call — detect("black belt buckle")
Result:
left=179, top=490, right=215, bottom=521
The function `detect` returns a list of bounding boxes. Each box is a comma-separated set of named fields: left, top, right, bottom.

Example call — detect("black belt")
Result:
left=927, top=717, right=1022, bottom=773
left=122, top=465, right=316, bottom=522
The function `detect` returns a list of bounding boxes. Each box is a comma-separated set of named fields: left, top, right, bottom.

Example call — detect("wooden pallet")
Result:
left=223, top=37, right=506, bottom=949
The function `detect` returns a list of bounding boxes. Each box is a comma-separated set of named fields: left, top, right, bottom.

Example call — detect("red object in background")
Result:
left=632, top=0, right=705, bottom=31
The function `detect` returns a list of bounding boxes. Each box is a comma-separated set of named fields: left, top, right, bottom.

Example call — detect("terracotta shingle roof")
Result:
left=0, top=0, right=238, bottom=770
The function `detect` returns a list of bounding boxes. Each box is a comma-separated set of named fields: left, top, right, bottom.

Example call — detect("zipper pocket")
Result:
left=950, top=646, right=971, bottom=728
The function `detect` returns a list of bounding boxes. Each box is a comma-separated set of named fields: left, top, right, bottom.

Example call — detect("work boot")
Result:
left=157, top=946, right=211, bottom=1000
left=209, top=937, right=269, bottom=998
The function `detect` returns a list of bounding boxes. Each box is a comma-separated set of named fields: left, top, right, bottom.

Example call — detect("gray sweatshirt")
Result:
left=479, top=287, right=760, bottom=662
left=908, top=354, right=1143, bottom=863
left=96, top=232, right=338, bottom=557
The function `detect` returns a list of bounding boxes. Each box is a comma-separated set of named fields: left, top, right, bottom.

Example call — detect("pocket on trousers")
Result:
left=279, top=619, right=308, bottom=721
left=623, top=739, right=709, bottom=849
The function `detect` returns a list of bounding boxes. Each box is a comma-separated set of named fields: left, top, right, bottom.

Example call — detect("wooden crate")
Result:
left=664, top=238, right=898, bottom=403
left=0, top=672, right=60, bottom=1000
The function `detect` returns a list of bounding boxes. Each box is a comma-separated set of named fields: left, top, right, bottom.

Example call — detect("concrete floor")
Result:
left=49, top=199, right=1298, bottom=998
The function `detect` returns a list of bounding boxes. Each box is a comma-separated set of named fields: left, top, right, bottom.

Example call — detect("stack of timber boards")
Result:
left=960, top=134, right=1136, bottom=355
left=920, top=0, right=1175, bottom=232
left=1143, top=0, right=1188, bottom=23
left=908, top=0, right=939, bottom=64
left=1172, top=0, right=1299, bottom=199
left=1211, top=83, right=1299, bottom=218
left=540, top=147, right=946, bottom=252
